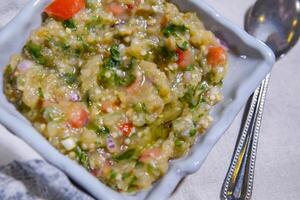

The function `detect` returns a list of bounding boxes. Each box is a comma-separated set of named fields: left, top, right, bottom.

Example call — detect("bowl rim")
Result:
left=0, top=0, right=275, bottom=200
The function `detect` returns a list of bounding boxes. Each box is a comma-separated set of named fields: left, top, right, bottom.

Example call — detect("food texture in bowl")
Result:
left=3, top=0, right=228, bottom=193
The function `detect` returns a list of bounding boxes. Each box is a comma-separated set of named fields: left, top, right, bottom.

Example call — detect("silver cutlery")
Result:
left=221, top=0, right=300, bottom=199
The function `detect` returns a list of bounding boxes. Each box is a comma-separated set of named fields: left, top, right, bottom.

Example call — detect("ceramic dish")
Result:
left=0, top=0, right=275, bottom=199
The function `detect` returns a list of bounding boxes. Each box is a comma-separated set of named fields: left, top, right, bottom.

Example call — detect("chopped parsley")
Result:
left=87, top=122, right=110, bottom=135
left=37, top=87, right=44, bottom=99
left=99, top=45, right=136, bottom=88
left=180, top=82, right=210, bottom=108
left=24, top=41, right=45, bottom=65
left=63, top=19, right=77, bottom=30
left=155, top=45, right=177, bottom=63
left=189, top=128, right=197, bottom=137
left=83, top=91, right=93, bottom=107
left=75, top=146, right=90, bottom=170
left=163, top=24, right=188, bottom=37
left=177, top=41, right=189, bottom=51
left=61, top=73, right=78, bottom=85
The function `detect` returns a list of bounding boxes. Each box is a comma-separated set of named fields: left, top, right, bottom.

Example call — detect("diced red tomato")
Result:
left=68, top=104, right=89, bottom=128
left=127, top=3, right=135, bottom=10
left=106, top=2, right=128, bottom=17
left=45, top=0, right=85, bottom=20
left=176, top=48, right=192, bottom=68
left=126, top=0, right=140, bottom=10
left=119, top=122, right=133, bottom=137
left=139, top=147, right=161, bottom=162
left=91, top=168, right=100, bottom=177
left=207, top=46, right=227, bottom=66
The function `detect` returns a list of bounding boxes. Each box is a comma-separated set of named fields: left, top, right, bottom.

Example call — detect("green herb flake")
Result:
left=99, top=126, right=110, bottom=134
left=179, top=85, right=197, bottom=108
left=189, top=128, right=197, bottom=137
left=115, top=73, right=136, bottom=87
left=110, top=44, right=120, bottom=61
left=37, top=87, right=44, bottom=99
left=155, top=45, right=177, bottom=63
left=186, top=64, right=195, bottom=71
left=129, top=176, right=138, bottom=186
left=114, top=149, right=135, bottom=160
left=83, top=91, right=93, bottom=107
left=180, top=81, right=210, bottom=108
left=177, top=41, right=189, bottom=51
left=122, top=172, right=131, bottom=180
left=4, top=65, right=17, bottom=85
left=63, top=19, right=77, bottom=30
left=198, top=81, right=209, bottom=92
left=4, top=65, right=13, bottom=76
left=102, top=44, right=121, bottom=69
left=163, top=24, right=188, bottom=37
left=110, top=170, right=117, bottom=180
left=133, top=103, right=147, bottom=113
left=62, top=73, right=78, bottom=85
left=99, top=46, right=136, bottom=88
left=175, top=139, right=184, bottom=147
left=87, top=122, right=110, bottom=135
left=24, top=41, right=45, bottom=65
left=75, top=146, right=90, bottom=170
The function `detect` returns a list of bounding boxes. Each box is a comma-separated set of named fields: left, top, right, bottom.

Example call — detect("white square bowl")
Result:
left=0, top=0, right=275, bottom=199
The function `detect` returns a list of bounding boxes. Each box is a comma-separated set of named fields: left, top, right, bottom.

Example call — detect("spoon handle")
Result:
left=220, top=74, right=270, bottom=200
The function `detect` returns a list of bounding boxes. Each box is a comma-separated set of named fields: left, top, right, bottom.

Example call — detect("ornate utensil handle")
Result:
left=221, top=74, right=270, bottom=200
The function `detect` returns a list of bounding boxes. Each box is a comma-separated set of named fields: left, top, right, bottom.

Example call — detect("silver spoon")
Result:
left=221, top=0, right=300, bottom=199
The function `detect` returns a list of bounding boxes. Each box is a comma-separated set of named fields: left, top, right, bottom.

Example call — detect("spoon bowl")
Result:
left=245, top=0, right=300, bottom=59
left=222, top=1, right=300, bottom=199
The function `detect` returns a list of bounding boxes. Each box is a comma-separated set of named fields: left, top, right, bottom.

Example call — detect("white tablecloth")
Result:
left=0, top=0, right=299, bottom=199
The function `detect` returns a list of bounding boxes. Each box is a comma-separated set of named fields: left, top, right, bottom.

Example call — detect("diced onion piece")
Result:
left=69, top=91, right=80, bottom=102
left=61, top=137, right=76, bottom=150
left=106, top=136, right=116, bottom=152
left=17, top=60, right=33, bottom=72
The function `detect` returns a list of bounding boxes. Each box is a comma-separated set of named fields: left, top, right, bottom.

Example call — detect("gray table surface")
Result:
left=1, top=0, right=299, bottom=200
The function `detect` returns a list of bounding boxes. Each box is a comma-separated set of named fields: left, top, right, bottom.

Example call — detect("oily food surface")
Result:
left=3, top=0, right=228, bottom=193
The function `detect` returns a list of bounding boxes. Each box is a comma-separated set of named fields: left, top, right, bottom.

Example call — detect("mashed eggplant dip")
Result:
left=3, top=0, right=228, bottom=193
